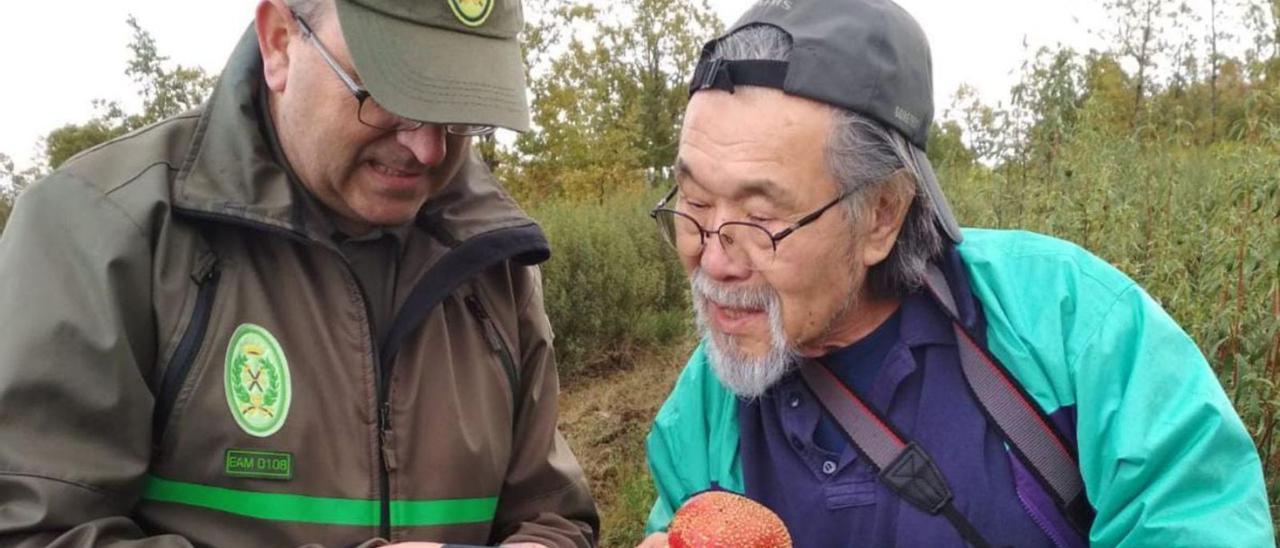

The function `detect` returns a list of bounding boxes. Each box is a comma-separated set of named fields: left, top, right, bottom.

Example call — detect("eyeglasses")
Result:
left=293, top=13, right=496, bottom=137
left=649, top=186, right=853, bottom=270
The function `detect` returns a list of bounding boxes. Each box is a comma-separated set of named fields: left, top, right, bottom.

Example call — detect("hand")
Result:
left=637, top=533, right=669, bottom=548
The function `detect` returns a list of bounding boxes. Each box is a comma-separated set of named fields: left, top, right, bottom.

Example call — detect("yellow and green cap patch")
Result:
left=447, top=0, right=495, bottom=27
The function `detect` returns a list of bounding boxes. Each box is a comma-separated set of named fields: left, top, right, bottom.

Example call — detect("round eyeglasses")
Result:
left=649, top=186, right=853, bottom=270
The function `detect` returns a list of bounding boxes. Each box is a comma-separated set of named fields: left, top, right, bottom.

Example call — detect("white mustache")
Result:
left=691, top=270, right=773, bottom=310
left=691, top=268, right=800, bottom=399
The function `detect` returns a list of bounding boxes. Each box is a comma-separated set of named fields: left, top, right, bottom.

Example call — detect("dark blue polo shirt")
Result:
left=812, top=308, right=900, bottom=454
left=738, top=292, right=1057, bottom=547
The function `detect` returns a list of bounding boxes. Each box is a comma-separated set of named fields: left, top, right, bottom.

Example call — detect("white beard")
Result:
left=691, top=269, right=801, bottom=399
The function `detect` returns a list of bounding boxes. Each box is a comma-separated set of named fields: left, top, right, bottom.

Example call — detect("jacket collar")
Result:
left=171, top=27, right=542, bottom=250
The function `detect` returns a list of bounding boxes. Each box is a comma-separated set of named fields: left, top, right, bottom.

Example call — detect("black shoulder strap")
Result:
left=799, top=261, right=1094, bottom=544
left=921, top=263, right=1093, bottom=535
left=799, top=361, right=992, bottom=548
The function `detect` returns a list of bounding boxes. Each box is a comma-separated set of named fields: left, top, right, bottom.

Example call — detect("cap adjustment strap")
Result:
left=689, top=58, right=789, bottom=96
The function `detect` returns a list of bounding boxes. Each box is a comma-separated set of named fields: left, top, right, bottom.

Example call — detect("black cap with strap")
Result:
left=688, top=0, right=964, bottom=243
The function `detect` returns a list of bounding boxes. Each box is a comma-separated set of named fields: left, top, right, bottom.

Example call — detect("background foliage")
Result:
left=0, top=0, right=1277, bottom=544
left=533, top=188, right=689, bottom=374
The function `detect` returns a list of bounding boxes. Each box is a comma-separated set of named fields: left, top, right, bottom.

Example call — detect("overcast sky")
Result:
left=0, top=1, right=1122, bottom=169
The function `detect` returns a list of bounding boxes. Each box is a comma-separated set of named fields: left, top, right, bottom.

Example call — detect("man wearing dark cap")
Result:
left=640, top=0, right=1271, bottom=546
left=0, top=0, right=597, bottom=546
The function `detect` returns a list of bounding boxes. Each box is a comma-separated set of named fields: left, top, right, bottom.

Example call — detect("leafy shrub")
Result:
left=530, top=188, right=691, bottom=377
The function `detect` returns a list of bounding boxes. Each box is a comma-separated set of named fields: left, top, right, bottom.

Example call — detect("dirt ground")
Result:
left=557, top=341, right=694, bottom=547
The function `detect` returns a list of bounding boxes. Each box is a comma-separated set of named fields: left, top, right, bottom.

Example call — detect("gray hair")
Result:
left=705, top=25, right=943, bottom=297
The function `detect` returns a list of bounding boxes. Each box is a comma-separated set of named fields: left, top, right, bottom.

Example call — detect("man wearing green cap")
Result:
left=0, top=0, right=597, bottom=546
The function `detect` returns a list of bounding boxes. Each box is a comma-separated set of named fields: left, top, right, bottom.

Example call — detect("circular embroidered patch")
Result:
left=447, top=0, right=495, bottom=27
left=224, top=324, right=291, bottom=437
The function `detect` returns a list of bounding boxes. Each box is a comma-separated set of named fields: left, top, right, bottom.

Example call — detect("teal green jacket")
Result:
left=645, top=229, right=1273, bottom=546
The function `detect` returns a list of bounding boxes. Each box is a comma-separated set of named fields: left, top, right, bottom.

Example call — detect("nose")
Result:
left=394, top=124, right=447, bottom=167
left=699, top=227, right=752, bottom=283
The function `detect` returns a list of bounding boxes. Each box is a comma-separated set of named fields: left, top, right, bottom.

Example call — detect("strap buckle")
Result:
left=879, top=442, right=954, bottom=515
left=690, top=57, right=732, bottom=95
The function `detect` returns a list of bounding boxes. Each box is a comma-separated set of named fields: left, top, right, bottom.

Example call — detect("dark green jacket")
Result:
left=0, top=30, right=598, bottom=547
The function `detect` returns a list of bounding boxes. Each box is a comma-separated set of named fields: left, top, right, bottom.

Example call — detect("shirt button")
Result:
left=822, top=460, right=837, bottom=475
left=788, top=394, right=801, bottom=408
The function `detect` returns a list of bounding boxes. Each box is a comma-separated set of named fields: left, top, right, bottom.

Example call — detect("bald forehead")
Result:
left=675, top=158, right=798, bottom=209
left=677, top=87, right=838, bottom=206
left=681, top=87, right=834, bottom=150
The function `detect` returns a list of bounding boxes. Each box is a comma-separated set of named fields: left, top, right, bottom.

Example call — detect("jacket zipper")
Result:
left=464, top=294, right=520, bottom=406
left=173, top=208, right=395, bottom=538
left=173, top=207, right=543, bottom=539
left=350, top=272, right=392, bottom=541
left=153, top=255, right=221, bottom=449
left=349, top=271, right=392, bottom=539
left=1014, top=475, right=1070, bottom=548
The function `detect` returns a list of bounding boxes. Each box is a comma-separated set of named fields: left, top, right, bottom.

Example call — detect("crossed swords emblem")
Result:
left=239, top=345, right=275, bottom=418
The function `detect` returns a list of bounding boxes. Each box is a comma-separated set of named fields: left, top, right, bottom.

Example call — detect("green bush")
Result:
left=530, top=189, right=691, bottom=377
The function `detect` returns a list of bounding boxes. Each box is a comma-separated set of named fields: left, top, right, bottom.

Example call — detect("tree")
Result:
left=947, top=84, right=1007, bottom=164
left=620, top=0, right=721, bottom=174
left=1102, top=0, right=1176, bottom=133
left=927, top=121, right=978, bottom=171
left=501, top=0, right=721, bottom=203
left=1211, top=0, right=1224, bottom=141
left=44, top=114, right=130, bottom=170
left=41, top=15, right=215, bottom=170
left=1241, top=0, right=1280, bottom=61
left=0, top=152, right=44, bottom=234
left=1010, top=47, right=1088, bottom=175
left=0, top=15, right=214, bottom=234
left=1081, top=51, right=1137, bottom=136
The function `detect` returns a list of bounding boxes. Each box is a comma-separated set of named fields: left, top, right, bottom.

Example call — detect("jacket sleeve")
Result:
left=1074, top=284, right=1274, bottom=546
left=644, top=346, right=744, bottom=536
left=488, top=265, right=600, bottom=548
left=644, top=382, right=687, bottom=535
left=0, top=174, right=193, bottom=547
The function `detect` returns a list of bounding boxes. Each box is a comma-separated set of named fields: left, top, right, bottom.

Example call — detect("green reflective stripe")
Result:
left=142, top=475, right=497, bottom=526
left=142, top=475, right=375, bottom=525
left=392, top=497, right=499, bottom=526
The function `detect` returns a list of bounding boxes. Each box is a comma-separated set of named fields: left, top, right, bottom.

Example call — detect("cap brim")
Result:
left=910, top=147, right=963, bottom=243
left=336, top=0, right=530, bottom=132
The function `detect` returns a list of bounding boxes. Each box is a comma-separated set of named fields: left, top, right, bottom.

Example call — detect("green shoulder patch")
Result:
left=447, top=0, right=495, bottom=27
left=225, top=323, right=292, bottom=437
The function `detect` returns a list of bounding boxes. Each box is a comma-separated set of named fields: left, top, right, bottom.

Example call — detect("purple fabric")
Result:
left=1009, top=446, right=1088, bottom=548
left=738, top=290, right=1080, bottom=547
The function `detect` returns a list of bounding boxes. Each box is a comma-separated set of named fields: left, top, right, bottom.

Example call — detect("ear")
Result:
left=859, top=170, right=916, bottom=268
left=256, top=0, right=296, bottom=93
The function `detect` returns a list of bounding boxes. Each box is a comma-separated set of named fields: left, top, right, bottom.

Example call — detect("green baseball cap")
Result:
left=335, top=0, right=530, bottom=131
left=689, top=0, right=963, bottom=242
